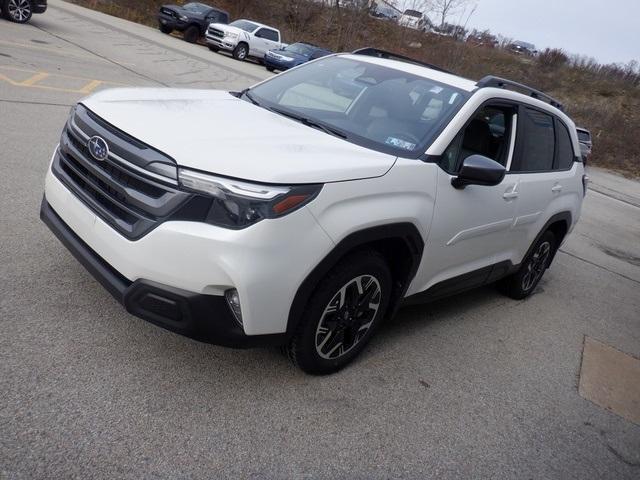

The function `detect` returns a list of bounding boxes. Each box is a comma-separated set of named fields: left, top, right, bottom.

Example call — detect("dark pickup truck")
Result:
left=158, top=2, right=229, bottom=43
left=1, top=0, right=47, bottom=23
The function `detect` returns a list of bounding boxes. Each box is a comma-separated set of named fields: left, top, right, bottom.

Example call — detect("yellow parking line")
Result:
left=0, top=65, right=129, bottom=94
left=20, top=71, right=50, bottom=86
left=78, top=79, right=104, bottom=94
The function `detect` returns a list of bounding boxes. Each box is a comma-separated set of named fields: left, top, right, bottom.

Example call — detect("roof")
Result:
left=402, top=9, right=423, bottom=17
left=343, top=53, right=568, bottom=117
left=233, top=19, right=278, bottom=31
left=341, top=54, right=478, bottom=92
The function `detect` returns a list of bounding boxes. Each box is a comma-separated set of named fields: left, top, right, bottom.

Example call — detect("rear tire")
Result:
left=159, top=24, right=173, bottom=34
left=2, top=0, right=33, bottom=23
left=499, top=231, right=556, bottom=299
left=183, top=25, right=199, bottom=44
left=286, top=250, right=392, bottom=375
left=232, top=43, right=249, bottom=61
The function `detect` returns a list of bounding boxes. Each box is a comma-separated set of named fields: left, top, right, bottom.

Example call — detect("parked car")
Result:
left=264, top=43, right=332, bottom=72
left=398, top=9, right=425, bottom=30
left=1, top=0, right=47, bottom=23
left=157, top=2, right=229, bottom=43
left=369, top=3, right=400, bottom=21
left=466, top=31, right=499, bottom=48
left=576, top=127, right=592, bottom=162
left=206, top=19, right=282, bottom=61
left=508, top=40, right=538, bottom=56
left=41, top=48, right=586, bottom=374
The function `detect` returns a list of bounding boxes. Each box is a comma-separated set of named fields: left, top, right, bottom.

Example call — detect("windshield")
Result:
left=247, top=56, right=469, bottom=157
left=577, top=130, right=591, bottom=142
left=285, top=43, right=315, bottom=56
left=183, top=3, right=209, bottom=14
left=230, top=20, right=259, bottom=32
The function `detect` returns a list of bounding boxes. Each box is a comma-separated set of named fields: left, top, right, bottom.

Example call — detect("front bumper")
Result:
left=40, top=198, right=286, bottom=348
left=205, top=34, right=236, bottom=51
left=42, top=161, right=334, bottom=338
left=263, top=56, right=297, bottom=71
left=157, top=13, right=186, bottom=31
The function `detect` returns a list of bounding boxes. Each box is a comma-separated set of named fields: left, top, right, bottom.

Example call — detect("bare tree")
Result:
left=430, top=0, right=474, bottom=27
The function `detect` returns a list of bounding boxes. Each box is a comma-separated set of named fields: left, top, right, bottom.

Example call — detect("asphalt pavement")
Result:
left=1, top=1, right=639, bottom=479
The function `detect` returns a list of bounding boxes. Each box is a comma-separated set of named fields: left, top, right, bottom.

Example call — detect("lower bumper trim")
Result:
left=40, top=197, right=286, bottom=348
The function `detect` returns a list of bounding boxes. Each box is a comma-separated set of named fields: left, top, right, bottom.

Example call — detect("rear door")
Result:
left=509, top=106, right=572, bottom=261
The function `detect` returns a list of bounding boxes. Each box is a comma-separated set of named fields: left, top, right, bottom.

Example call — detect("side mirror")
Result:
left=451, top=154, right=506, bottom=189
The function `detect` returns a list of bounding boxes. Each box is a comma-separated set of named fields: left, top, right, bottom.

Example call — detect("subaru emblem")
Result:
left=88, top=136, right=109, bottom=162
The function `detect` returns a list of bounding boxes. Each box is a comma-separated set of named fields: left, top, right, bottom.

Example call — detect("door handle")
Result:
left=503, top=192, right=519, bottom=200
left=551, top=184, right=563, bottom=193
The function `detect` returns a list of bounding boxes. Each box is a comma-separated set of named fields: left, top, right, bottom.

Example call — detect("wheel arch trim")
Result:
left=526, top=211, right=572, bottom=263
left=285, top=222, right=424, bottom=338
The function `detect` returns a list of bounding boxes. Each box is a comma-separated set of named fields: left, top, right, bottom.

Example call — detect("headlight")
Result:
left=178, top=15, right=188, bottom=21
left=224, top=31, right=238, bottom=39
left=280, top=56, right=295, bottom=62
left=178, top=168, right=322, bottom=229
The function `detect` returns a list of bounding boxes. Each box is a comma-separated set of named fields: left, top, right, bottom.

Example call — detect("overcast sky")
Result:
left=397, top=0, right=639, bottom=65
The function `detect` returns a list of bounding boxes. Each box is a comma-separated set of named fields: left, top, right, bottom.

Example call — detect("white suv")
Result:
left=41, top=48, right=586, bottom=374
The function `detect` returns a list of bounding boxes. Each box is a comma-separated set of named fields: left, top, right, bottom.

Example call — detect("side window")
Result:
left=555, top=120, right=575, bottom=170
left=440, top=105, right=515, bottom=173
left=513, top=108, right=555, bottom=172
left=256, top=28, right=278, bottom=42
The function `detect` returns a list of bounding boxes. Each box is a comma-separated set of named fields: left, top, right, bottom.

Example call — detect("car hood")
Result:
left=270, top=49, right=309, bottom=62
left=80, top=88, right=397, bottom=184
left=209, top=23, right=250, bottom=38
left=161, top=5, right=203, bottom=18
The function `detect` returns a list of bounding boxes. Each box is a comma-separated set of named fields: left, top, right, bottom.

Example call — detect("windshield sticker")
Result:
left=385, top=137, right=416, bottom=150
left=430, top=86, right=444, bottom=94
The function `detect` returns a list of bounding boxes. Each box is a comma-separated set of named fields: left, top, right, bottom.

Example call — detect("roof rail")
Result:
left=352, top=47, right=451, bottom=74
left=477, top=75, right=565, bottom=111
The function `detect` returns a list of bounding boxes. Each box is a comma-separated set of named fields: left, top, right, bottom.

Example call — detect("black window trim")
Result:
left=430, top=97, right=520, bottom=175
left=429, top=97, right=581, bottom=175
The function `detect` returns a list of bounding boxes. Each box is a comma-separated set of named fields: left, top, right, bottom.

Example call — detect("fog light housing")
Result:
left=225, top=289, right=243, bottom=325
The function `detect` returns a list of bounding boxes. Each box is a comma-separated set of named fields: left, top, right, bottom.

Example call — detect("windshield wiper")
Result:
left=269, top=107, right=347, bottom=139
left=239, top=92, right=347, bottom=140
left=242, top=89, right=261, bottom=107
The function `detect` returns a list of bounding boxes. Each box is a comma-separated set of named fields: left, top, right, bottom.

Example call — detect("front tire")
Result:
left=159, top=24, right=173, bottom=34
left=232, top=43, right=249, bottom=61
left=499, top=231, right=556, bottom=299
left=266, top=66, right=275, bottom=72
left=286, top=250, right=392, bottom=375
left=208, top=45, right=219, bottom=52
left=2, top=0, right=33, bottom=23
left=183, top=25, right=199, bottom=44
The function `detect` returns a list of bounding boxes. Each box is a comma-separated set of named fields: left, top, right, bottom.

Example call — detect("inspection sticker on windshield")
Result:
left=385, top=137, right=416, bottom=150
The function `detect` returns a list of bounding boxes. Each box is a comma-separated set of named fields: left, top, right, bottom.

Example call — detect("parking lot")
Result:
left=1, top=1, right=639, bottom=478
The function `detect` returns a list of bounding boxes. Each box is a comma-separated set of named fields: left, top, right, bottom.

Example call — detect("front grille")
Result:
left=208, top=27, right=224, bottom=38
left=52, top=104, right=192, bottom=239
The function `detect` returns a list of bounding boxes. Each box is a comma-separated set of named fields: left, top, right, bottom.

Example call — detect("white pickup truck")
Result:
left=205, top=19, right=283, bottom=62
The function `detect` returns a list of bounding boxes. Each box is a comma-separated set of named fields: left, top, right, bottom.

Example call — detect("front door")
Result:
left=410, top=103, right=521, bottom=294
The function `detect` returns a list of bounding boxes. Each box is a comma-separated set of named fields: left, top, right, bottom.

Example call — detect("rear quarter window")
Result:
left=555, top=120, right=575, bottom=170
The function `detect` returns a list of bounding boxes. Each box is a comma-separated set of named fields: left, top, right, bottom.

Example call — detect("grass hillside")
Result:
left=69, top=0, right=640, bottom=178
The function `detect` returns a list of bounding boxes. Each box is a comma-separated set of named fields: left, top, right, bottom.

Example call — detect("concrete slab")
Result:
left=579, top=337, right=640, bottom=425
